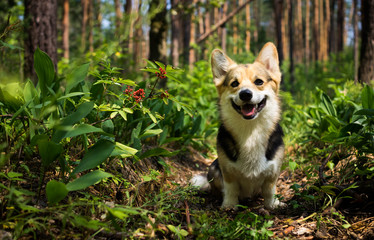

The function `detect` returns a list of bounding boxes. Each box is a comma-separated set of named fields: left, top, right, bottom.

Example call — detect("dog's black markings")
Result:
left=217, top=124, right=239, bottom=162
left=265, top=123, right=284, bottom=161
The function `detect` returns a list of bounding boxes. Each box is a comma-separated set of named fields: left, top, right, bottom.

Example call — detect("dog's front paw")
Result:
left=264, top=198, right=287, bottom=210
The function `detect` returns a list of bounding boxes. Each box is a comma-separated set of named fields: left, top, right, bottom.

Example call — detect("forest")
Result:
left=0, top=0, right=373, bottom=239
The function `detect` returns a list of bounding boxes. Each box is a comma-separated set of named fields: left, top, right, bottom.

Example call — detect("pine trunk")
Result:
left=81, top=0, right=89, bottom=52
left=24, top=0, right=58, bottom=83
left=358, top=0, right=374, bottom=83
left=233, top=0, right=238, bottom=54
left=313, top=0, right=320, bottom=61
left=305, top=0, right=310, bottom=65
left=88, top=0, right=94, bottom=52
left=62, top=0, right=69, bottom=60
left=245, top=1, right=251, bottom=52
left=274, top=0, right=284, bottom=64
left=171, top=0, right=180, bottom=67
left=337, top=0, right=344, bottom=52
left=114, top=0, right=122, bottom=37
left=353, top=0, right=359, bottom=83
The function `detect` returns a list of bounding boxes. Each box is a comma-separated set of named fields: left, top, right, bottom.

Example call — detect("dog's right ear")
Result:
left=211, top=49, right=236, bottom=86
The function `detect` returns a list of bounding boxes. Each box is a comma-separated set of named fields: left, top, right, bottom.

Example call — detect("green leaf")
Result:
left=65, top=63, right=90, bottom=93
left=101, top=120, right=114, bottom=134
left=23, top=80, right=38, bottom=104
left=38, top=139, right=63, bottom=168
left=57, top=92, right=86, bottom=101
left=52, top=102, right=94, bottom=142
left=34, top=48, right=55, bottom=98
left=46, top=180, right=68, bottom=204
left=140, top=147, right=177, bottom=159
left=72, top=139, right=115, bottom=175
left=354, top=109, right=374, bottom=116
left=63, top=124, right=104, bottom=139
left=361, top=85, right=374, bottom=109
left=0, top=40, right=23, bottom=50
left=66, top=170, right=113, bottom=191
left=110, top=142, right=138, bottom=158
left=140, top=129, right=163, bottom=139
left=320, top=93, right=337, bottom=116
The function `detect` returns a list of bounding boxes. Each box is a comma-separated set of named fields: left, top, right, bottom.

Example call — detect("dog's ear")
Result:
left=255, top=43, right=281, bottom=79
left=211, top=49, right=236, bottom=86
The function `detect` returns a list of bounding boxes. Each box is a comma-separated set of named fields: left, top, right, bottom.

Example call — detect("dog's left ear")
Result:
left=211, top=49, right=236, bottom=86
left=255, top=42, right=281, bottom=80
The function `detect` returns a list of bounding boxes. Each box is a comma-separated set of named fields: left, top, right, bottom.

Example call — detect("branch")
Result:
left=196, top=0, right=254, bottom=44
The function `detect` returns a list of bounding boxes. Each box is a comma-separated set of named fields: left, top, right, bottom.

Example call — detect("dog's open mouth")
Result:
left=231, top=97, right=267, bottom=119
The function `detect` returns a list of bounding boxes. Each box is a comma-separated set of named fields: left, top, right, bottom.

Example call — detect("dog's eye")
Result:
left=254, top=79, right=264, bottom=86
left=230, top=80, right=239, bottom=88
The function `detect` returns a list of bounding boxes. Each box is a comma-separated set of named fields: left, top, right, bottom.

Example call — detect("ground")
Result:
left=166, top=147, right=374, bottom=239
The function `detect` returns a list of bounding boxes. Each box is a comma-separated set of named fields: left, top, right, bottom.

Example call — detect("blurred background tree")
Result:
left=0, top=0, right=373, bottom=87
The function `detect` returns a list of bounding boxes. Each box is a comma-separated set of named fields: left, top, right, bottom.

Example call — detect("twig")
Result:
left=185, top=200, right=193, bottom=234
left=319, top=152, right=333, bottom=185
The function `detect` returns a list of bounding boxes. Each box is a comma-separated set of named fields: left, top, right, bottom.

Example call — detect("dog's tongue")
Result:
left=241, top=104, right=256, bottom=117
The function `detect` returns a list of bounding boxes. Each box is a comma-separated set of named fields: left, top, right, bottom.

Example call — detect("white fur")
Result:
left=190, top=174, right=210, bottom=191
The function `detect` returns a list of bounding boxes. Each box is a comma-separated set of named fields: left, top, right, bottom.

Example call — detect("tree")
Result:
left=358, top=0, right=374, bottom=84
left=114, top=0, right=122, bottom=37
left=274, top=0, right=284, bottom=64
left=62, top=0, right=69, bottom=60
left=171, top=0, right=181, bottom=67
left=81, top=0, right=89, bottom=52
left=336, top=0, right=345, bottom=52
left=24, top=0, right=58, bottom=83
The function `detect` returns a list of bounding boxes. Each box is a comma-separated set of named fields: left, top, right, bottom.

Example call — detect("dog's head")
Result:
left=211, top=42, right=281, bottom=120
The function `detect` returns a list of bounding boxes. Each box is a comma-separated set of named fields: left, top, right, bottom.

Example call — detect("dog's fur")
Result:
left=191, top=42, right=285, bottom=210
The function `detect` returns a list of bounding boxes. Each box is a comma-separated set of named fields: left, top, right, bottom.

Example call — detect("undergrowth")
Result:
left=0, top=45, right=373, bottom=239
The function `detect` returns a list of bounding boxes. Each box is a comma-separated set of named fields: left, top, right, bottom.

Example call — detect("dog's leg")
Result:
left=221, top=180, right=240, bottom=208
left=262, top=181, right=286, bottom=210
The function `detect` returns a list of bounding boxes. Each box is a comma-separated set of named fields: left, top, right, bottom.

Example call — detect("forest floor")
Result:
left=165, top=147, right=374, bottom=240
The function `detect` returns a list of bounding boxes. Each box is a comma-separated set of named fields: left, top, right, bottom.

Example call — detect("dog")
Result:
left=191, top=42, right=286, bottom=210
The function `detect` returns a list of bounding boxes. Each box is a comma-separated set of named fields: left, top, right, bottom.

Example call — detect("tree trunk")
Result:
left=182, top=0, right=192, bottom=66
left=171, top=0, right=180, bottom=67
left=313, top=0, right=320, bottom=61
left=114, top=0, right=122, bottom=37
left=245, top=1, right=251, bottom=52
left=24, top=0, right=58, bottom=84
left=62, top=0, right=69, bottom=60
left=358, top=0, right=374, bottom=84
left=274, top=0, right=284, bottom=64
left=282, top=0, right=288, bottom=59
left=81, top=0, right=89, bottom=52
left=88, top=0, right=94, bottom=53
left=288, top=0, right=294, bottom=86
left=233, top=0, right=238, bottom=54
left=124, top=0, right=133, bottom=54
left=149, top=0, right=167, bottom=62
left=329, top=0, right=336, bottom=54
left=353, top=0, right=359, bottom=83
left=305, top=0, right=310, bottom=65
left=221, top=2, right=228, bottom=52
left=336, top=0, right=344, bottom=52
left=295, top=0, right=303, bottom=63
left=189, top=0, right=197, bottom=69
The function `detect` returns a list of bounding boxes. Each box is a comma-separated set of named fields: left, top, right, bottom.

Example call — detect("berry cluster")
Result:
left=133, top=89, right=145, bottom=103
left=160, top=90, right=169, bottom=99
left=123, top=86, right=146, bottom=103
left=156, top=67, right=167, bottom=79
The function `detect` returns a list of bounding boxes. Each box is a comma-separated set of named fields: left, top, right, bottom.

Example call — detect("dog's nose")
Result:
left=239, top=89, right=253, bottom=101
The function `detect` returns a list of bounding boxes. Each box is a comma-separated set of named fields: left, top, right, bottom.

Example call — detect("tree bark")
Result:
left=114, top=0, right=122, bottom=37
left=274, top=0, right=284, bottom=65
left=88, top=0, right=94, bottom=53
left=305, top=0, right=310, bottom=65
left=233, top=0, right=238, bottom=54
left=329, top=0, right=336, bottom=54
left=336, top=0, right=345, bottom=52
left=24, top=0, right=58, bottom=84
left=221, top=2, right=228, bottom=52
left=81, top=0, right=89, bottom=52
left=358, top=0, right=374, bottom=84
left=189, top=0, right=197, bottom=69
left=245, top=1, right=251, bottom=52
left=313, top=0, right=320, bottom=61
left=149, top=0, right=167, bottom=63
left=353, top=0, right=359, bottom=83
left=288, top=0, right=294, bottom=86
left=171, top=0, right=180, bottom=67
left=62, top=0, right=69, bottom=60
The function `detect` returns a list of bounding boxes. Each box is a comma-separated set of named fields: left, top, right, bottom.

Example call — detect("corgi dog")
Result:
left=192, top=42, right=286, bottom=210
